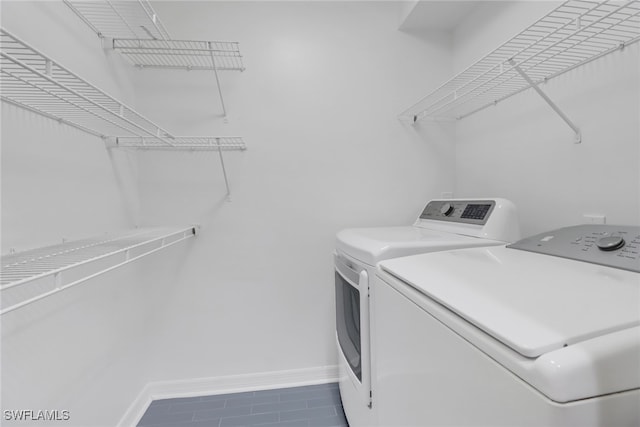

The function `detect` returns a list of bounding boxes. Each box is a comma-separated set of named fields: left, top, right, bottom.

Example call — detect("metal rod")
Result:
left=216, top=138, right=232, bottom=198
left=209, top=41, right=227, bottom=117
left=509, top=59, right=581, bottom=143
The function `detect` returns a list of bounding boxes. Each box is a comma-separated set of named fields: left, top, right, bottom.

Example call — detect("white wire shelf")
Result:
left=0, top=226, right=196, bottom=315
left=114, top=136, right=247, bottom=151
left=63, top=1, right=244, bottom=118
left=111, top=39, right=245, bottom=71
left=1, top=29, right=242, bottom=148
left=0, top=28, right=177, bottom=142
left=64, top=1, right=244, bottom=71
left=63, top=0, right=171, bottom=40
left=401, top=0, right=640, bottom=123
left=112, top=136, right=245, bottom=197
left=1, top=28, right=244, bottom=197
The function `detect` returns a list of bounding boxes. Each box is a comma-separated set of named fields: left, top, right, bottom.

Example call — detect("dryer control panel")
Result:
left=508, top=225, right=640, bottom=273
left=419, top=200, right=496, bottom=225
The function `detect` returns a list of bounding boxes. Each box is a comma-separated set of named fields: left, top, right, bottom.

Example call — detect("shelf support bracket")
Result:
left=509, top=59, right=581, bottom=143
left=214, top=138, right=232, bottom=200
left=208, top=42, right=227, bottom=120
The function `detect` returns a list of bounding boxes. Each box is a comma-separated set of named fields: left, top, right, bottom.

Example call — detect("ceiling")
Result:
left=399, top=1, right=480, bottom=32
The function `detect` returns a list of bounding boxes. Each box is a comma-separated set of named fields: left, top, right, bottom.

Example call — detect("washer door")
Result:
left=336, top=266, right=362, bottom=381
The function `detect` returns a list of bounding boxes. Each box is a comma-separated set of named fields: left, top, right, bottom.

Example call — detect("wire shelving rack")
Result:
left=64, top=0, right=245, bottom=117
left=111, top=38, right=244, bottom=71
left=62, top=0, right=171, bottom=40
left=114, top=136, right=247, bottom=151
left=0, top=29, right=245, bottom=195
left=1, top=3, right=245, bottom=314
left=400, top=0, right=640, bottom=143
left=0, top=227, right=196, bottom=315
left=0, top=28, right=175, bottom=142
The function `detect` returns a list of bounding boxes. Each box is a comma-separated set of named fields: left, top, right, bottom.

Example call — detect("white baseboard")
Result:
left=117, top=365, right=339, bottom=427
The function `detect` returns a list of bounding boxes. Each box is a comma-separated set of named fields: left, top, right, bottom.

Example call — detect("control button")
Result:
left=440, top=203, right=454, bottom=217
left=596, top=236, right=625, bottom=251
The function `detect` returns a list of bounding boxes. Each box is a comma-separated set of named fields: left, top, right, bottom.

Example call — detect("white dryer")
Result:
left=334, top=198, right=520, bottom=427
left=375, top=224, right=640, bottom=426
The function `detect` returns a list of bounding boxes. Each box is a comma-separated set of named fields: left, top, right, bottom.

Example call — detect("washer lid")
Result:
left=335, top=226, right=500, bottom=266
left=379, top=246, right=640, bottom=358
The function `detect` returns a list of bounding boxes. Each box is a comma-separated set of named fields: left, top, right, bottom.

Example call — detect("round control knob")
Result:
left=440, top=203, right=454, bottom=217
left=596, top=235, right=625, bottom=251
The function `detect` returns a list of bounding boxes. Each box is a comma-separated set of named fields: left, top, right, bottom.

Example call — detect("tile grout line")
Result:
left=137, top=382, right=346, bottom=427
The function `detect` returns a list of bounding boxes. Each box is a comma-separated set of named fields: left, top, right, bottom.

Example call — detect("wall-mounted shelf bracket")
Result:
left=215, top=137, right=232, bottom=200
left=509, top=59, right=581, bottom=144
left=209, top=41, right=227, bottom=119
left=113, top=136, right=246, bottom=200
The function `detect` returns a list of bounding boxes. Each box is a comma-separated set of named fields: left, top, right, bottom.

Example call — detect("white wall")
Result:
left=0, top=2, right=182, bottom=426
left=7, top=1, right=636, bottom=425
left=1, top=1, right=139, bottom=251
left=6, top=1, right=637, bottom=425
left=130, top=0, right=453, bottom=385
left=2, top=1, right=453, bottom=425
left=452, top=2, right=640, bottom=236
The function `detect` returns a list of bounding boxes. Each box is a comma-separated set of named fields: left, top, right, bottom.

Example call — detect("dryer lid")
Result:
left=335, top=226, right=498, bottom=266
left=379, top=246, right=640, bottom=358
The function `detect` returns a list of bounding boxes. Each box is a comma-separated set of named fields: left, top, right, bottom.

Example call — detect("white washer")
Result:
left=375, top=224, right=640, bottom=426
left=334, top=198, right=520, bottom=427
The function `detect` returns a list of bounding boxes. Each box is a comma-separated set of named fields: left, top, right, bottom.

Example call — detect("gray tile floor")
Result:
left=137, top=382, right=349, bottom=427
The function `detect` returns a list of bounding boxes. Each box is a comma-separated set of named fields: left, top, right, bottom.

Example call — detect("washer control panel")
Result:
left=508, top=225, right=640, bottom=273
left=420, top=200, right=496, bottom=225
